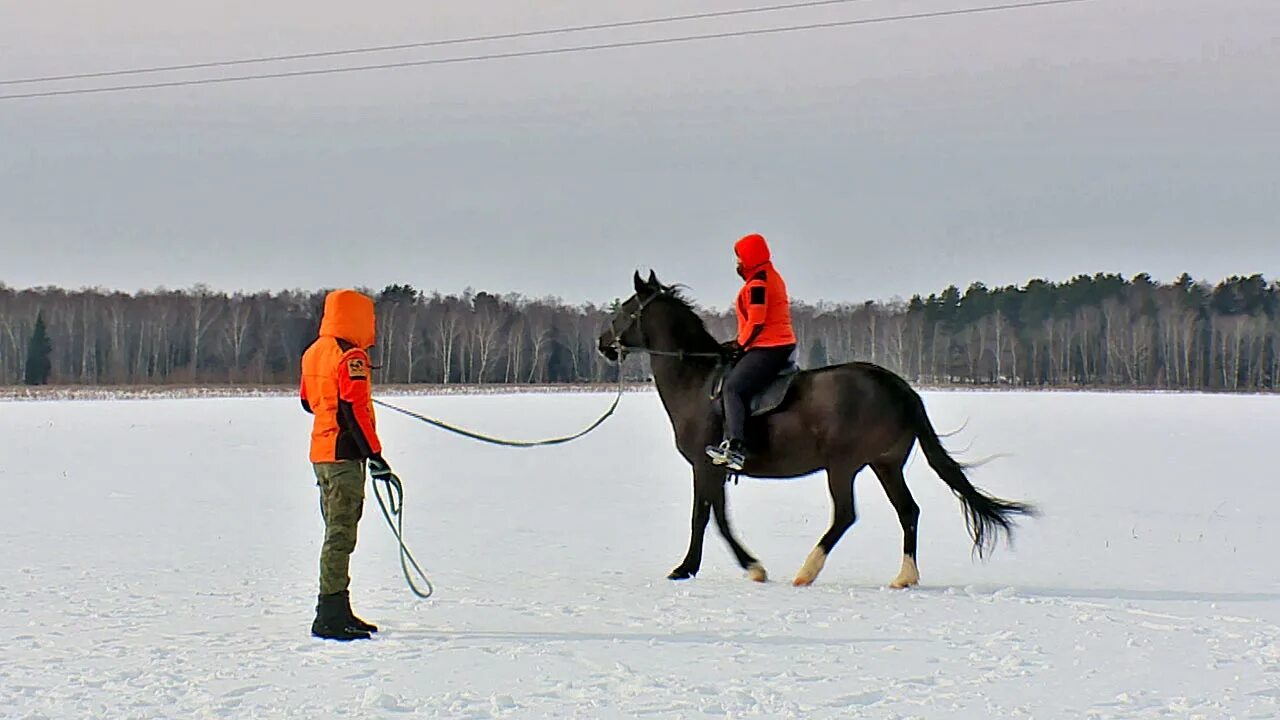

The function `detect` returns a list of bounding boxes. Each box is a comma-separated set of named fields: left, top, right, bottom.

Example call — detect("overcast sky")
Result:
left=1, top=0, right=1277, bottom=307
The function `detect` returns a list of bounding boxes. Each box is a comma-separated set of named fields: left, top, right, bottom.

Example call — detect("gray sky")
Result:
left=2, top=0, right=1277, bottom=307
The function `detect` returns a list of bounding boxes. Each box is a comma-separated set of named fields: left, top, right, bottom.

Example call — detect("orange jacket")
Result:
left=733, top=234, right=797, bottom=349
left=301, top=289, right=383, bottom=463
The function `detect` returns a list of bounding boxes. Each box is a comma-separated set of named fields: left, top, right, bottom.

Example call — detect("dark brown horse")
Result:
left=599, top=271, right=1034, bottom=587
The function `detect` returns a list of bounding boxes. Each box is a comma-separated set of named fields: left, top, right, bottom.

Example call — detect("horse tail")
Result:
left=878, top=370, right=1035, bottom=557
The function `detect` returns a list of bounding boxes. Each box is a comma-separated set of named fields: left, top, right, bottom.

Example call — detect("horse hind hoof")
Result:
left=668, top=568, right=696, bottom=581
left=792, top=548, right=826, bottom=587
left=890, top=555, right=920, bottom=589
left=746, top=563, right=768, bottom=583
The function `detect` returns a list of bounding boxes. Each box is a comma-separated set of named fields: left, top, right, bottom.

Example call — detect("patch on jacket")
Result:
left=749, top=286, right=767, bottom=305
left=346, top=357, right=368, bottom=380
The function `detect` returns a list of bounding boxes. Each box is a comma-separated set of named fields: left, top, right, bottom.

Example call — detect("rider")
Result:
left=706, top=233, right=798, bottom=471
left=300, top=289, right=397, bottom=641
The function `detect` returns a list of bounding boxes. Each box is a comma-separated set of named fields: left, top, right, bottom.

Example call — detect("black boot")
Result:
left=311, top=593, right=371, bottom=641
left=340, top=590, right=378, bottom=633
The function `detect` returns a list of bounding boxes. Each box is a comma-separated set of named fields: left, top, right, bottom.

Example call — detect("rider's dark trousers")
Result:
left=723, top=345, right=796, bottom=444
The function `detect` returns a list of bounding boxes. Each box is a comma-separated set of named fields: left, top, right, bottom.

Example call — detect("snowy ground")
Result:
left=3, top=390, right=1279, bottom=719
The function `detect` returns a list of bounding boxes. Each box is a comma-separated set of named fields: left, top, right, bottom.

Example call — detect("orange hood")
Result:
left=734, top=233, right=772, bottom=275
left=318, top=289, right=376, bottom=349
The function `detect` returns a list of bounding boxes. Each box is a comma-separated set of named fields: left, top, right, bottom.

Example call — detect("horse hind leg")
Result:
left=872, top=459, right=921, bottom=589
left=794, top=463, right=863, bottom=587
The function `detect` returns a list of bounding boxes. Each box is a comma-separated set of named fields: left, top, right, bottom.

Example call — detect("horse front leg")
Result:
left=669, top=471, right=713, bottom=580
left=708, top=468, right=767, bottom=582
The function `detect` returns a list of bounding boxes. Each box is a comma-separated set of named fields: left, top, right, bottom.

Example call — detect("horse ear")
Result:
left=647, top=270, right=659, bottom=288
left=633, top=271, right=646, bottom=294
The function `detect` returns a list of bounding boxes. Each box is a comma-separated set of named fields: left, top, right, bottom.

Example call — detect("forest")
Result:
left=2, top=273, right=1277, bottom=391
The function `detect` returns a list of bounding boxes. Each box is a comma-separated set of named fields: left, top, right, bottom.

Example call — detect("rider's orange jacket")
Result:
left=733, top=234, right=797, bottom=349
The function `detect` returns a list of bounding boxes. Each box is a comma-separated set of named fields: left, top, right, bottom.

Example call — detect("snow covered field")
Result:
left=3, top=390, right=1279, bottom=719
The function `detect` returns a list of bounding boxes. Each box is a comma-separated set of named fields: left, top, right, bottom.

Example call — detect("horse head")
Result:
left=598, top=270, right=663, bottom=362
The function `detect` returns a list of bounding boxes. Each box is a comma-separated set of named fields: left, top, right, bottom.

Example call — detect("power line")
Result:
left=0, top=0, right=884, bottom=87
left=0, top=0, right=1097, bottom=102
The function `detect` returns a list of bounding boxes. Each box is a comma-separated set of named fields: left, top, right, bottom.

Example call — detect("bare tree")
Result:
left=221, top=294, right=254, bottom=383
left=187, top=286, right=224, bottom=381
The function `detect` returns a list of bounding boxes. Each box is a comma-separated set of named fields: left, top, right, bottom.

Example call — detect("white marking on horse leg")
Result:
left=746, top=562, right=768, bottom=583
left=890, top=554, right=920, bottom=589
left=793, top=547, right=827, bottom=587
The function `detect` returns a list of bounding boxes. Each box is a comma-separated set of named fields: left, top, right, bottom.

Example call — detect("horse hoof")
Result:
left=792, top=548, right=826, bottom=587
left=668, top=569, right=696, bottom=581
left=890, top=556, right=920, bottom=589
left=746, top=563, right=768, bottom=583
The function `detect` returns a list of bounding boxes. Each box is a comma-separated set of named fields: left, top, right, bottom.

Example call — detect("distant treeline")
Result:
left=2, top=272, right=1279, bottom=391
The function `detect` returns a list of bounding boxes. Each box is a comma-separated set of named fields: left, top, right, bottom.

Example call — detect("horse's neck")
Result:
left=643, top=308, right=719, bottom=420
left=649, top=354, right=716, bottom=421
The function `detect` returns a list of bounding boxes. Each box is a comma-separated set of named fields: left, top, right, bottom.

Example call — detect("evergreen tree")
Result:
left=24, top=313, right=52, bottom=385
left=807, top=338, right=828, bottom=369
left=379, top=284, right=418, bottom=305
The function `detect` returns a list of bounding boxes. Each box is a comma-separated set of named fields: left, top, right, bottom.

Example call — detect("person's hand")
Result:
left=368, top=454, right=394, bottom=481
left=720, top=340, right=744, bottom=361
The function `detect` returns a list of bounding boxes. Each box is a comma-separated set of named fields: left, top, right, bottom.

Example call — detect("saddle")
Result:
left=710, top=352, right=802, bottom=418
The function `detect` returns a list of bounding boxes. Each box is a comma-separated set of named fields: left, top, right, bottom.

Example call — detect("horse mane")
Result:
left=652, top=283, right=721, bottom=353
left=657, top=283, right=699, bottom=313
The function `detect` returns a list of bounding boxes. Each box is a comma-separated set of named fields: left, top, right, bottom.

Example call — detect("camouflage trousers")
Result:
left=314, top=461, right=366, bottom=596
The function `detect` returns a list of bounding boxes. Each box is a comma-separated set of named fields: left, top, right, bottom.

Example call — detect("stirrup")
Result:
left=706, top=441, right=745, bottom=471
left=725, top=451, right=746, bottom=472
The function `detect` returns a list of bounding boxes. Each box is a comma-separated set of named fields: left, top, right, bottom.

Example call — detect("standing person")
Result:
left=300, top=289, right=397, bottom=641
left=706, top=234, right=798, bottom=472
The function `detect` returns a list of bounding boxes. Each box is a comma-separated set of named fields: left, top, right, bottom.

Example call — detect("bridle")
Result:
left=604, top=289, right=724, bottom=362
